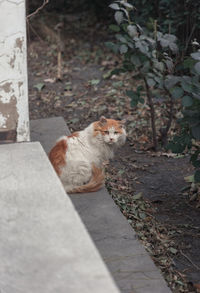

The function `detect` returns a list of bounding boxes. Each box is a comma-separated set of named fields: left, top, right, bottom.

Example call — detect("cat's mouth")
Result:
left=107, top=140, right=115, bottom=145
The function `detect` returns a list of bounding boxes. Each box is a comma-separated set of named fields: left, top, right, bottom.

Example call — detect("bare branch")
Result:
left=180, top=250, right=200, bottom=271
left=26, top=0, right=49, bottom=20
left=143, top=77, right=158, bottom=151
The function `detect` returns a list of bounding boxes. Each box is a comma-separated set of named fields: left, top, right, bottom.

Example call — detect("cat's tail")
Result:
left=69, top=164, right=105, bottom=194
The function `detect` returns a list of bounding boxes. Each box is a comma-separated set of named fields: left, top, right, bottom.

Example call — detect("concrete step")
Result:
left=0, top=141, right=120, bottom=293
left=30, top=117, right=172, bottom=293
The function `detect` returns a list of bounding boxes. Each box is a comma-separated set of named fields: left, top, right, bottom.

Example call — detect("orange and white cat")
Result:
left=49, top=116, right=126, bottom=193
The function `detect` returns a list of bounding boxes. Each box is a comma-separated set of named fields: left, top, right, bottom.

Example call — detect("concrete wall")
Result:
left=0, top=0, right=30, bottom=143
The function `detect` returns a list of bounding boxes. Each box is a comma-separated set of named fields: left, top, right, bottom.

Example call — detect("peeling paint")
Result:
left=1, top=82, right=12, bottom=93
left=0, top=0, right=29, bottom=142
left=0, top=113, right=7, bottom=128
left=15, top=37, right=23, bottom=53
left=0, top=82, right=14, bottom=103
left=0, top=95, right=18, bottom=129
left=9, top=53, right=16, bottom=68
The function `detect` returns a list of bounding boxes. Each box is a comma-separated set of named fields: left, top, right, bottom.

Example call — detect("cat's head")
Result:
left=93, top=116, right=126, bottom=146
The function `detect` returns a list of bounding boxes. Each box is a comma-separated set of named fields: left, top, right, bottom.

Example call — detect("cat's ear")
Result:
left=99, top=116, right=107, bottom=125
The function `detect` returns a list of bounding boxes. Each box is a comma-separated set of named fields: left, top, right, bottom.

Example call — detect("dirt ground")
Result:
left=28, top=12, right=200, bottom=292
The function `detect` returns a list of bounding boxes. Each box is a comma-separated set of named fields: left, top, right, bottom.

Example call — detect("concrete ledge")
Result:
left=31, top=117, right=172, bottom=293
left=0, top=141, right=120, bottom=293
left=70, top=188, right=171, bottom=293
left=30, top=116, right=69, bottom=153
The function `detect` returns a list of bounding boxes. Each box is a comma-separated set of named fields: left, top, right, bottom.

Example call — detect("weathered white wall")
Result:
left=0, top=0, right=30, bottom=142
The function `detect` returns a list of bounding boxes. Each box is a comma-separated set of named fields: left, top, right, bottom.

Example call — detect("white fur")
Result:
left=59, top=123, right=126, bottom=192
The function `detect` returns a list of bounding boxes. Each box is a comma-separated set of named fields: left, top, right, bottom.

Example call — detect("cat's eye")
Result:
left=114, top=131, right=118, bottom=134
left=104, top=131, right=109, bottom=135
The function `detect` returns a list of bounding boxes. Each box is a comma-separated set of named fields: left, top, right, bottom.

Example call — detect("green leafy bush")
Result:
left=107, top=0, right=179, bottom=150
left=108, top=0, right=200, bottom=181
left=167, top=52, right=200, bottom=181
left=133, top=0, right=200, bottom=52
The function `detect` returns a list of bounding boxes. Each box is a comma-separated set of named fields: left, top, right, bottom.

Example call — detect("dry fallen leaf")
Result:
left=44, top=78, right=56, bottom=83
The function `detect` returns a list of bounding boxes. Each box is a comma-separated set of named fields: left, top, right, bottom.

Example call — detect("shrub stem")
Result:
left=144, top=77, right=158, bottom=151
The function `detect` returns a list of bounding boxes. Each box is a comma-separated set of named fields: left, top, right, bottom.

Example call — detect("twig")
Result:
left=27, top=22, right=46, bottom=43
left=159, top=85, right=174, bottom=146
left=143, top=77, right=158, bottom=151
left=54, top=23, right=64, bottom=81
left=181, top=24, right=196, bottom=60
left=180, top=250, right=200, bottom=271
left=26, top=0, right=49, bottom=19
left=57, top=51, right=62, bottom=80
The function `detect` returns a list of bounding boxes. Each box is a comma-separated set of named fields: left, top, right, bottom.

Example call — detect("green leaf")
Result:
left=164, top=59, right=173, bottom=72
left=105, top=41, right=114, bottom=49
left=167, top=142, right=186, bottom=153
left=34, top=82, right=45, bottom=91
left=182, top=96, right=193, bottom=107
left=184, top=175, right=194, bottom=183
left=194, top=62, right=200, bottom=74
left=126, top=90, right=138, bottom=99
left=190, top=150, right=200, bottom=164
left=164, top=75, right=180, bottom=89
left=122, top=2, right=133, bottom=9
left=169, top=247, right=178, bottom=254
left=141, top=61, right=151, bottom=73
left=111, top=68, right=126, bottom=75
left=109, top=24, right=120, bottom=32
left=139, top=97, right=145, bottom=104
left=147, top=78, right=156, bottom=87
left=89, top=79, right=100, bottom=86
left=192, top=124, right=200, bottom=140
left=181, top=81, right=193, bottom=93
left=131, top=55, right=141, bottom=67
left=103, top=70, right=112, bottom=79
left=133, top=192, right=143, bottom=200
left=109, top=3, right=120, bottom=10
left=65, top=82, right=72, bottom=91
left=113, top=81, right=123, bottom=88
left=191, top=52, right=200, bottom=61
left=183, top=58, right=195, bottom=69
left=119, top=44, right=128, bottom=54
left=154, top=61, right=165, bottom=72
left=69, top=118, right=79, bottom=124
left=135, top=40, right=149, bottom=56
left=170, top=87, right=184, bottom=99
left=127, top=41, right=134, bottom=49
left=193, top=160, right=200, bottom=168
left=126, top=90, right=140, bottom=107
left=118, top=169, right=125, bottom=175
left=139, top=212, right=146, bottom=219
left=169, top=42, right=178, bottom=53
left=127, top=25, right=138, bottom=38
left=137, top=85, right=144, bottom=92
left=105, top=41, right=119, bottom=53
left=131, top=99, right=138, bottom=107
left=164, top=33, right=177, bottom=43
left=115, top=34, right=127, bottom=43
left=194, top=170, right=200, bottom=183
left=114, top=11, right=123, bottom=25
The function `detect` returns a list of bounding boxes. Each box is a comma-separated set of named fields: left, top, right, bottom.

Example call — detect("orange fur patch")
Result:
left=67, top=132, right=79, bottom=139
left=49, top=139, right=68, bottom=176
left=93, top=119, right=123, bottom=136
